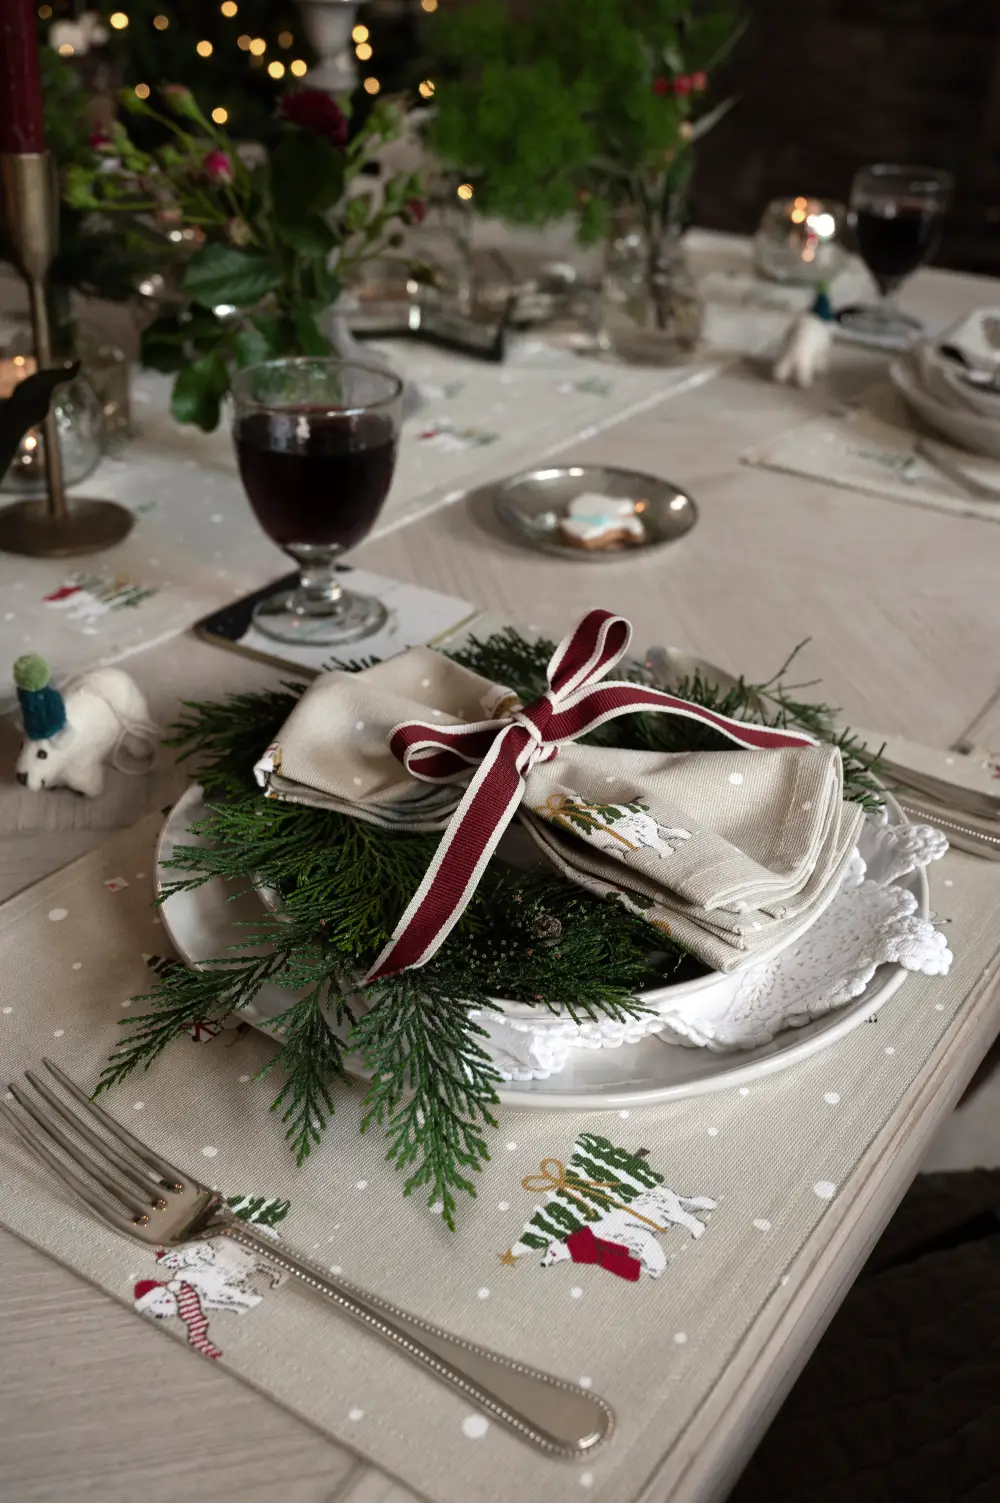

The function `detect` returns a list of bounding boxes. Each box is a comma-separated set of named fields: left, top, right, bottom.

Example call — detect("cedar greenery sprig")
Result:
left=100, top=628, right=883, bottom=1226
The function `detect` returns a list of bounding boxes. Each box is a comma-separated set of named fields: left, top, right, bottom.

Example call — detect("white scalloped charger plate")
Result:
left=156, top=785, right=927, bottom=1109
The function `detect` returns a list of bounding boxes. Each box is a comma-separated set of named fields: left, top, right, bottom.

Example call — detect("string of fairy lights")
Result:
left=38, top=4, right=312, bottom=124
left=37, top=0, right=473, bottom=200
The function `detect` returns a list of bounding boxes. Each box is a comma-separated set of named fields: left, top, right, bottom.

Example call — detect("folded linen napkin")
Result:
left=254, top=623, right=864, bottom=975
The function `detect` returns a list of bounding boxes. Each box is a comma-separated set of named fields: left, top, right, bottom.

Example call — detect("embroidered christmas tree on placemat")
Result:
left=502, top=1133, right=716, bottom=1282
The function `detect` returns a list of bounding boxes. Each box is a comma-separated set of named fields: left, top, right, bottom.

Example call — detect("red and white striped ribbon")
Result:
left=363, top=609, right=815, bottom=983
left=174, top=1281, right=223, bottom=1360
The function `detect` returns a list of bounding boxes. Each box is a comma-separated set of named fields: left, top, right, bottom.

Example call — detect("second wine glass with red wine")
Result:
left=843, top=163, right=953, bottom=346
left=232, top=357, right=403, bottom=646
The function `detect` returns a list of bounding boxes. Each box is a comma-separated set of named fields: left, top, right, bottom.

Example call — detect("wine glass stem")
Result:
left=289, top=547, right=344, bottom=617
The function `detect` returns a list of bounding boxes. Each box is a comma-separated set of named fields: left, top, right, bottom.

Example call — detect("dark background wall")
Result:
left=693, top=0, right=1000, bottom=275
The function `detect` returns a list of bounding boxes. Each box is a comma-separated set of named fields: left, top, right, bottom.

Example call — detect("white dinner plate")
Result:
left=156, top=785, right=926, bottom=1109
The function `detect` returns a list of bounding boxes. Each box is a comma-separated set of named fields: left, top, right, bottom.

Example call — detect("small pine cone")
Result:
left=531, top=914, right=563, bottom=946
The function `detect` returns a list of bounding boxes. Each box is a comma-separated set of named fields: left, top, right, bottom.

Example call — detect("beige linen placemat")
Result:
left=742, top=383, right=1000, bottom=525
left=1, top=812, right=998, bottom=1503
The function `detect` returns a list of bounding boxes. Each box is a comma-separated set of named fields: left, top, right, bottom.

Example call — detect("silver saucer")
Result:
left=486, top=463, right=697, bottom=560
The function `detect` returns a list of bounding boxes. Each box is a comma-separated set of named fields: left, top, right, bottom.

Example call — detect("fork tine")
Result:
left=8, top=1084, right=154, bottom=1223
left=41, top=1058, right=185, bottom=1189
left=24, top=1070, right=169, bottom=1204
left=0, top=1101, right=144, bottom=1237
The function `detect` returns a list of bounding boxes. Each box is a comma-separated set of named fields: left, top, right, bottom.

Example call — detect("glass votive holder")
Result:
left=753, top=197, right=848, bottom=285
left=0, top=356, right=105, bottom=495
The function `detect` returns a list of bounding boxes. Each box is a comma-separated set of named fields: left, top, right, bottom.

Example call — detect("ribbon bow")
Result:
left=364, top=609, right=814, bottom=982
left=522, top=1156, right=666, bottom=1231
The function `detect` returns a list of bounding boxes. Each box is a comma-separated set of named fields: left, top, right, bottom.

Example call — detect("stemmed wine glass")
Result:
left=843, top=163, right=954, bottom=345
left=231, top=357, right=403, bottom=646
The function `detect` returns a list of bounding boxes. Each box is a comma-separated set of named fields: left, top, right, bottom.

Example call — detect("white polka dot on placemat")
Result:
left=813, top=1180, right=836, bottom=1201
left=728, top=772, right=744, bottom=785
left=944, top=879, right=954, bottom=888
left=201, top=1145, right=218, bottom=1158
left=706, top=1126, right=719, bottom=1136
left=477, top=1287, right=490, bottom=1300
left=53, top=1029, right=64, bottom=1038
left=580, top=1472, right=594, bottom=1489
left=429, top=1200, right=444, bottom=1215
left=506, top=1141, right=517, bottom=1151
left=71, top=962, right=82, bottom=970
left=2, top=1006, right=12, bottom=1015
left=352, top=777, right=362, bottom=786
left=619, top=1109, right=629, bottom=1119
left=421, top=678, right=431, bottom=689
left=935, top=1003, right=945, bottom=1012
left=348, top=1407, right=365, bottom=1422
left=462, top=1414, right=489, bottom=1440
left=824, top=1092, right=841, bottom=1105
left=497, top=1201, right=509, bottom=1212
left=579, top=1376, right=593, bottom=1389
left=48, top=908, right=68, bottom=922
left=673, top=1331, right=687, bottom=1344
left=801, top=799, right=812, bottom=811
left=354, top=720, right=365, bottom=731
left=356, top=1180, right=368, bottom=1190
left=738, top=1087, right=749, bottom=1097
left=570, top=1287, right=583, bottom=1299
left=133, top=1102, right=144, bottom=1111
left=753, top=1218, right=771, bottom=1232
left=885, top=1046, right=895, bottom=1056
left=238, top=1074, right=250, bottom=1083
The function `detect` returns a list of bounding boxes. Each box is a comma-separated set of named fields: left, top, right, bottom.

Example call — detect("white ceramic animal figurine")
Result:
left=773, top=285, right=835, bottom=389
left=13, top=654, right=156, bottom=798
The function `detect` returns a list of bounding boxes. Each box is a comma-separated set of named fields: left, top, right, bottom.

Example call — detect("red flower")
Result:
left=691, top=71, right=708, bottom=92
left=652, top=77, right=669, bottom=96
left=673, top=74, right=694, bottom=95
left=89, top=127, right=112, bottom=151
left=279, top=90, right=349, bottom=148
left=404, top=198, right=427, bottom=225
left=203, top=149, right=233, bottom=184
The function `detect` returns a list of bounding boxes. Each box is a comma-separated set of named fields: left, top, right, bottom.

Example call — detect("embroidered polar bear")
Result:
left=537, top=793, right=691, bottom=859
left=539, top=1187, right=717, bottom=1279
left=154, top=1237, right=282, bottom=1312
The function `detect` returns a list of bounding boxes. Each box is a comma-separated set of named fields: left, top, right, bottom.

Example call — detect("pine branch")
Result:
left=96, top=949, right=281, bottom=1093
left=260, top=987, right=350, bottom=1164
left=353, top=974, right=501, bottom=1230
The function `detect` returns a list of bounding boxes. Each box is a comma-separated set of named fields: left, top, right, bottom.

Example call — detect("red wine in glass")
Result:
left=853, top=202, right=945, bottom=295
left=235, top=409, right=398, bottom=550
left=845, top=164, right=953, bottom=345
left=230, top=357, right=403, bottom=647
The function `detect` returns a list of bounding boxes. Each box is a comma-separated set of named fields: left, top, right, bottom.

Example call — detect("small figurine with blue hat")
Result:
left=773, top=283, right=835, bottom=389
left=13, top=655, right=157, bottom=798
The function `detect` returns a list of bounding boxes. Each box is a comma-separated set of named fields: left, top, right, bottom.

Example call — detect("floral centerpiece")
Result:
left=427, top=0, right=745, bottom=360
left=66, top=86, right=424, bottom=430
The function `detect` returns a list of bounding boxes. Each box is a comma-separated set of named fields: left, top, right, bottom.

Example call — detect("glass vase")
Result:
left=601, top=214, right=704, bottom=364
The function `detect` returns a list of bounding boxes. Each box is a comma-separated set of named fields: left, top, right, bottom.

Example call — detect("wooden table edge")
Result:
left=631, top=954, right=1000, bottom=1503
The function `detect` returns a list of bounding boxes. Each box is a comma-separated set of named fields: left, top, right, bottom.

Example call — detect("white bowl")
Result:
left=889, top=358, right=1000, bottom=460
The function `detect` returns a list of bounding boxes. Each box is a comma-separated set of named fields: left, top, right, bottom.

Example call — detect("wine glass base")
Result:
left=251, top=588, right=389, bottom=647
left=835, top=304, right=924, bottom=351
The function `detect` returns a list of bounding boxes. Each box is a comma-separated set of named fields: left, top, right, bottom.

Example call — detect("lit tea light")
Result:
left=753, top=197, right=847, bottom=285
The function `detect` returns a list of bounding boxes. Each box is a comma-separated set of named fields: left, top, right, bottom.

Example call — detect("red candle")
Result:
left=0, top=0, right=47, bottom=155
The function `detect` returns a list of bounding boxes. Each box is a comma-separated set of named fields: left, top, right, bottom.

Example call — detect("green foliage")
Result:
left=428, top=0, right=745, bottom=240
left=67, top=85, right=423, bottom=429
left=102, top=629, right=882, bottom=1224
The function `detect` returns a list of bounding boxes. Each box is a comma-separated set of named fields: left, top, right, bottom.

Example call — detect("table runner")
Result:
left=1, top=814, right=998, bottom=1503
left=0, top=347, right=716, bottom=714
left=742, top=383, right=1000, bottom=526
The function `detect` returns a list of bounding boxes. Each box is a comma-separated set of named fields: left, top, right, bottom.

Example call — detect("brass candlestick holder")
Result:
left=0, top=152, right=133, bottom=556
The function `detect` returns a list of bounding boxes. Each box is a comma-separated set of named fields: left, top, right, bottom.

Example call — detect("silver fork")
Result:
left=1, top=1059, right=613, bottom=1459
